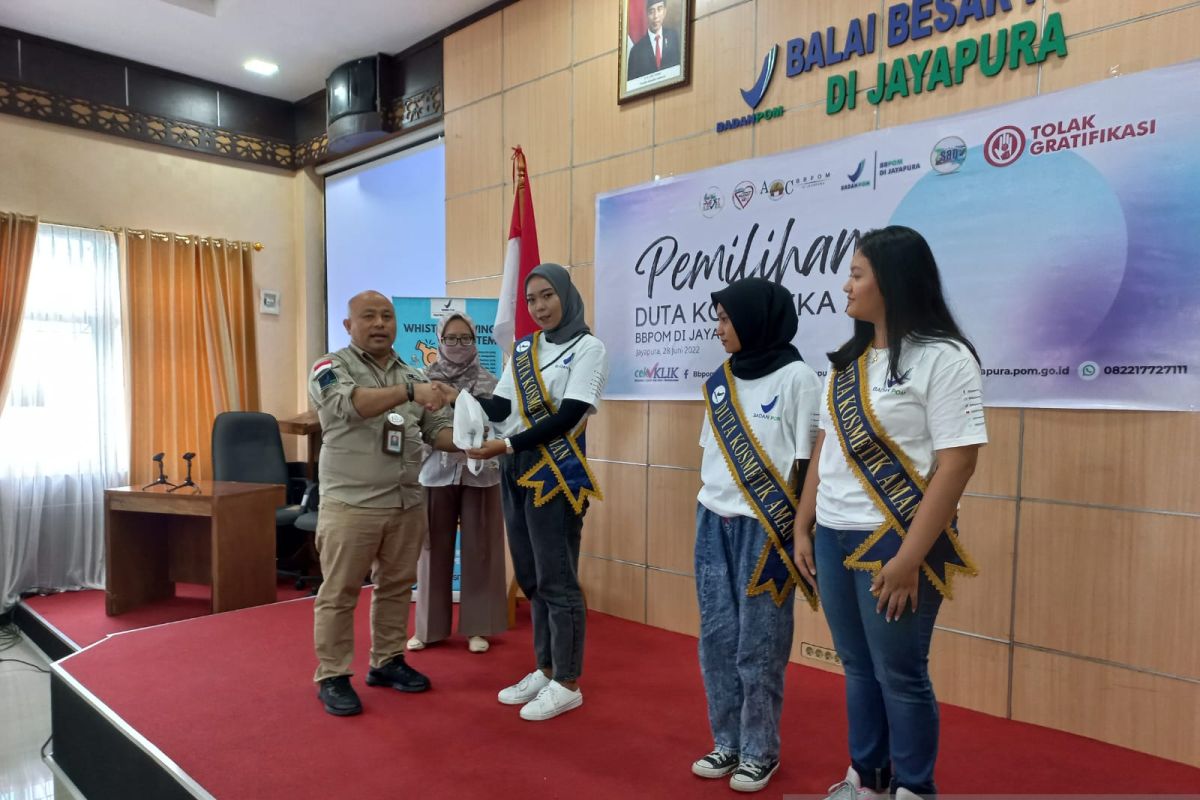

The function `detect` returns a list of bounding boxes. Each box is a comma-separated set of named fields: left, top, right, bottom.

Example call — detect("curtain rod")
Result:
left=39, top=218, right=264, bottom=250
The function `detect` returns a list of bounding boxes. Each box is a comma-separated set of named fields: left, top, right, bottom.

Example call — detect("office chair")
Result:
left=211, top=411, right=319, bottom=591
left=293, top=479, right=322, bottom=594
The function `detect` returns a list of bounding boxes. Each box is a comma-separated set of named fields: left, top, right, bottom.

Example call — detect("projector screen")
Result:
left=324, top=139, right=446, bottom=351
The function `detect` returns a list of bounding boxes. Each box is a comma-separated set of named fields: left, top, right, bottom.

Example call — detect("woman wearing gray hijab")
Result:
left=409, top=311, right=508, bottom=655
left=458, top=263, right=609, bottom=722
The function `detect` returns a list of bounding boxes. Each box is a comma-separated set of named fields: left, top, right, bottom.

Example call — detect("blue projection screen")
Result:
left=324, top=139, right=447, bottom=351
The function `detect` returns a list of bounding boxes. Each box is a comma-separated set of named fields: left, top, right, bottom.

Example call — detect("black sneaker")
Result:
left=317, top=675, right=362, bottom=716
left=730, top=759, right=780, bottom=793
left=692, top=749, right=740, bottom=778
left=365, top=654, right=431, bottom=693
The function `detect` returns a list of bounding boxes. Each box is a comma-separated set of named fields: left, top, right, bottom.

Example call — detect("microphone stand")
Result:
left=169, top=453, right=201, bottom=494
left=141, top=453, right=177, bottom=491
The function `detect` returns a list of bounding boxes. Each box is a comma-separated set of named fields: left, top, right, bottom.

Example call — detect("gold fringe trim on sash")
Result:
left=706, top=362, right=818, bottom=611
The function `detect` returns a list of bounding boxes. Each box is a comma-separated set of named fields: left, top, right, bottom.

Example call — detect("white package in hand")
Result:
left=452, top=390, right=488, bottom=475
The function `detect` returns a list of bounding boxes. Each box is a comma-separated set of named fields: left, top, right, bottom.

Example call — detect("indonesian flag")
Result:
left=494, top=147, right=540, bottom=350
left=626, top=1, right=647, bottom=51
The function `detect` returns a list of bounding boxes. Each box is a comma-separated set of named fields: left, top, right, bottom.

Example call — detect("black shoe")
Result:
left=365, top=654, right=430, bottom=693
left=692, top=749, right=740, bottom=778
left=317, top=675, right=362, bottom=716
left=729, top=759, right=780, bottom=793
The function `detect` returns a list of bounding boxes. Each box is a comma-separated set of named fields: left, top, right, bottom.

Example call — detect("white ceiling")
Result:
left=0, top=0, right=499, bottom=101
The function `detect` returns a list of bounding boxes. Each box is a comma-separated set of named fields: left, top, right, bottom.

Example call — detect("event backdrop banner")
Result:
left=594, top=60, right=1200, bottom=410
left=392, top=296, right=502, bottom=376
left=391, top=296, right=501, bottom=597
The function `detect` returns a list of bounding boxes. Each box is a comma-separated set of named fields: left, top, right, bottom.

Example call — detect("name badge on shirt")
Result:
left=382, top=412, right=404, bottom=456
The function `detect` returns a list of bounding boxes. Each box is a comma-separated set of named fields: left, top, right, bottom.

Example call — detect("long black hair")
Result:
left=827, top=225, right=979, bottom=383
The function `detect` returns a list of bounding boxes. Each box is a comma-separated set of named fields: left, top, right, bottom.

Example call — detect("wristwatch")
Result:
left=503, top=437, right=514, bottom=455
left=405, top=380, right=415, bottom=402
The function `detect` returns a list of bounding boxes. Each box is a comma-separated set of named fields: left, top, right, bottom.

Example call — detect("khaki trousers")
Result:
left=312, top=497, right=426, bottom=682
left=413, top=484, right=508, bottom=642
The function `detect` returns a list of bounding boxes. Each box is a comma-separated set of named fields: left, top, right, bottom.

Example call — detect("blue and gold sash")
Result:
left=828, top=350, right=978, bottom=598
left=512, top=333, right=603, bottom=516
left=704, top=362, right=818, bottom=610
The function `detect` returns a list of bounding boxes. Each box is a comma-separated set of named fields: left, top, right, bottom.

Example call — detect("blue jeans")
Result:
left=695, top=504, right=795, bottom=765
left=815, top=524, right=943, bottom=796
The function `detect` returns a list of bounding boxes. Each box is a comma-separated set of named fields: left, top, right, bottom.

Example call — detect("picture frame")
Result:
left=259, top=289, right=281, bottom=315
left=617, top=0, right=693, bottom=104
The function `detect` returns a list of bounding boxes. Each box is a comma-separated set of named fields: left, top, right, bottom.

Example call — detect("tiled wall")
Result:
left=443, top=0, right=1200, bottom=765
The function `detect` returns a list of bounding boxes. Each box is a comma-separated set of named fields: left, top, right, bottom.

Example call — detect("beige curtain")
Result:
left=0, top=212, right=39, bottom=409
left=125, top=231, right=260, bottom=487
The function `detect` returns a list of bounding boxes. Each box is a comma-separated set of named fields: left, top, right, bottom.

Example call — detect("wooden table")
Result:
left=104, top=482, right=285, bottom=616
left=278, top=410, right=321, bottom=479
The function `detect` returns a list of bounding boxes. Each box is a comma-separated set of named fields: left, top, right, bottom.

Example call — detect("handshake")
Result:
left=411, top=380, right=461, bottom=411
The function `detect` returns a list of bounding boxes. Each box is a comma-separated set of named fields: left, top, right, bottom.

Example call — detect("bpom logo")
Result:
left=760, top=396, right=778, bottom=413
left=710, top=385, right=727, bottom=405
left=741, top=45, right=778, bottom=110
left=985, top=125, right=1026, bottom=167
left=847, top=160, right=865, bottom=182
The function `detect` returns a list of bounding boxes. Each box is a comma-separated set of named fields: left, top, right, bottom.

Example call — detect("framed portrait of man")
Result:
left=618, top=0, right=692, bottom=103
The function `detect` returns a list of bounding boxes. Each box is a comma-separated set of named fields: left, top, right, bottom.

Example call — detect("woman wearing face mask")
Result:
left=408, top=312, right=508, bottom=654
left=794, top=226, right=987, bottom=800
left=452, top=263, right=609, bottom=722
left=691, top=278, right=822, bottom=794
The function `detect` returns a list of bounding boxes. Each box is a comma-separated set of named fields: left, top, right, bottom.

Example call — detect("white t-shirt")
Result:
left=816, top=338, right=988, bottom=529
left=492, top=333, right=609, bottom=439
left=698, top=360, right=823, bottom=519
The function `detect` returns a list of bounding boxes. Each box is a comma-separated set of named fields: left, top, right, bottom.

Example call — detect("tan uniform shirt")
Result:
left=308, top=344, right=451, bottom=508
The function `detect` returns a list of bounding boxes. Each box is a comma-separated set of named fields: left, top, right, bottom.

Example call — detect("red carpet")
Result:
left=23, top=581, right=311, bottom=649
left=57, top=589, right=1200, bottom=799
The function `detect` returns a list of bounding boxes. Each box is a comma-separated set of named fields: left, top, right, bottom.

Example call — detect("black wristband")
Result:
left=405, top=380, right=415, bottom=402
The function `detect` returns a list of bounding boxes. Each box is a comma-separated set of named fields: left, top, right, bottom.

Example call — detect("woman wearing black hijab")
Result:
left=459, top=263, right=609, bottom=722
left=690, top=278, right=822, bottom=793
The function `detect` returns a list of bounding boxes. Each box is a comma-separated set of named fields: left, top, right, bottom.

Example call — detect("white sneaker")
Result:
left=468, top=636, right=489, bottom=653
left=824, top=767, right=887, bottom=800
left=406, top=636, right=425, bottom=650
left=895, top=790, right=923, bottom=800
left=497, top=670, right=550, bottom=705
left=518, top=680, right=583, bottom=721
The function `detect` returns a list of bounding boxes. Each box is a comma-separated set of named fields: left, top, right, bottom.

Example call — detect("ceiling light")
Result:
left=243, top=59, right=278, bottom=77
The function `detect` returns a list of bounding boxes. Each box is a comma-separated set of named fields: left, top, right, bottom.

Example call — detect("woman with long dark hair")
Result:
left=794, top=226, right=988, bottom=800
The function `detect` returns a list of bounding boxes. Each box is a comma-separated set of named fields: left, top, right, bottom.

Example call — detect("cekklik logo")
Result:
left=634, top=363, right=681, bottom=382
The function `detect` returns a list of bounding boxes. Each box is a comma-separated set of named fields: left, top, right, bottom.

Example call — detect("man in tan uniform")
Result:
left=308, top=290, right=457, bottom=716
